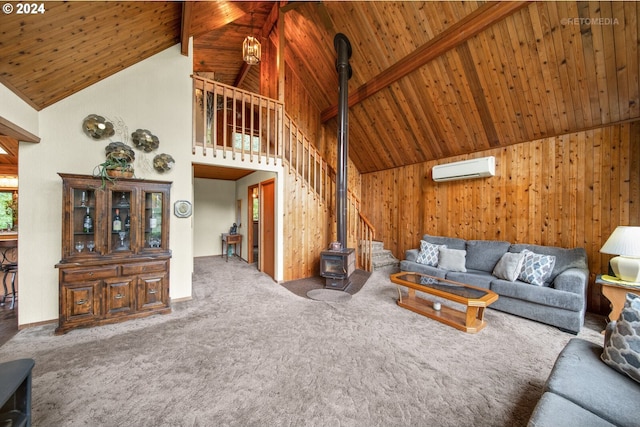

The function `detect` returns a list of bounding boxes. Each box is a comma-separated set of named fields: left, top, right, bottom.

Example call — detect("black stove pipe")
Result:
left=334, top=33, right=352, bottom=249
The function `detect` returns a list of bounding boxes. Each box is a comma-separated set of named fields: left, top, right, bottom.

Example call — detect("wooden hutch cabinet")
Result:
left=55, top=173, right=172, bottom=334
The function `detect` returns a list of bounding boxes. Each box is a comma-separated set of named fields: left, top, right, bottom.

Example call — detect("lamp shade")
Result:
left=600, top=226, right=640, bottom=256
left=600, top=226, right=640, bottom=282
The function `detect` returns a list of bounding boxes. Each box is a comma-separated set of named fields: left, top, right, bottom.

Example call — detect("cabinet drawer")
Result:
left=104, top=277, right=136, bottom=318
left=61, top=266, right=119, bottom=282
left=137, top=273, right=169, bottom=311
left=61, top=281, right=102, bottom=324
left=121, top=260, right=168, bottom=275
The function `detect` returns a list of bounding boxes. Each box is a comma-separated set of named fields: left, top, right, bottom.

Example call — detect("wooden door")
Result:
left=260, top=179, right=275, bottom=279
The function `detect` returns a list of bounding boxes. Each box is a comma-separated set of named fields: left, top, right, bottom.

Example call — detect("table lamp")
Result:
left=600, top=226, right=640, bottom=282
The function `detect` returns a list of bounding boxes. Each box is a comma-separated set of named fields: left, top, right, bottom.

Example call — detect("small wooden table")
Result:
left=221, top=233, right=242, bottom=262
left=596, top=274, right=640, bottom=322
left=390, top=272, right=499, bottom=333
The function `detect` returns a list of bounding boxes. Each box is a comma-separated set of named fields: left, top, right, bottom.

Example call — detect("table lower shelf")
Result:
left=398, top=295, right=487, bottom=334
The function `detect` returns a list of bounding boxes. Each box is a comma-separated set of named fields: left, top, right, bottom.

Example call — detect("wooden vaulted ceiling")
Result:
left=0, top=1, right=637, bottom=175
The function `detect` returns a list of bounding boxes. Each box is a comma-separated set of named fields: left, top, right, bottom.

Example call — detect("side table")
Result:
left=596, top=274, right=640, bottom=322
left=221, top=233, right=242, bottom=262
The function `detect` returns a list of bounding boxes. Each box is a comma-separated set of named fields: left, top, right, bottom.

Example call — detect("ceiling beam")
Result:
left=320, top=1, right=531, bottom=123
left=0, top=117, right=40, bottom=143
left=180, top=1, right=194, bottom=56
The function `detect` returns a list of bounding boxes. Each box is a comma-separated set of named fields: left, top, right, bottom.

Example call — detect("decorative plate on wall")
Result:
left=131, top=129, right=160, bottom=152
left=83, top=114, right=115, bottom=140
left=174, top=200, right=192, bottom=218
left=153, top=153, right=175, bottom=173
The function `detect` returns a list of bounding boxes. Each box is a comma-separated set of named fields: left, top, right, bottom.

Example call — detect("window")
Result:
left=253, top=197, right=259, bottom=221
left=0, top=191, right=17, bottom=230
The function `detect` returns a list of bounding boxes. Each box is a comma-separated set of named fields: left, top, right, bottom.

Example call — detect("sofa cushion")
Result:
left=601, top=293, right=640, bottom=384
left=446, top=270, right=493, bottom=289
left=518, top=249, right=556, bottom=286
left=415, top=240, right=443, bottom=266
left=405, top=249, right=419, bottom=263
left=490, top=279, right=583, bottom=311
left=545, top=338, right=640, bottom=427
left=465, top=240, right=511, bottom=271
left=399, top=260, right=447, bottom=278
left=438, top=248, right=466, bottom=272
left=510, top=244, right=587, bottom=282
left=527, top=392, right=616, bottom=427
left=493, top=252, right=525, bottom=281
left=422, top=234, right=466, bottom=251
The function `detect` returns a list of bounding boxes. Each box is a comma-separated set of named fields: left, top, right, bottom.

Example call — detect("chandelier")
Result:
left=243, top=36, right=261, bottom=65
left=243, top=12, right=261, bottom=65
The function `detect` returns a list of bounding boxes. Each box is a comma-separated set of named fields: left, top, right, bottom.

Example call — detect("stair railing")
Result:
left=192, top=76, right=375, bottom=271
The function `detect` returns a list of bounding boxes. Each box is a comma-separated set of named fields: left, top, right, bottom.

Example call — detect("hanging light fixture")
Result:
left=243, top=12, right=261, bottom=65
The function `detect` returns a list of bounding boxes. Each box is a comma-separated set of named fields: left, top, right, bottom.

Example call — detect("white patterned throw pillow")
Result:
left=601, top=293, right=640, bottom=384
left=415, top=240, right=445, bottom=266
left=517, top=249, right=556, bottom=286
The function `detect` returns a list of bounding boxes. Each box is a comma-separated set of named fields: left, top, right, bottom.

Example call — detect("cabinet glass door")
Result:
left=144, top=192, right=163, bottom=249
left=110, top=190, right=133, bottom=253
left=72, top=188, right=97, bottom=255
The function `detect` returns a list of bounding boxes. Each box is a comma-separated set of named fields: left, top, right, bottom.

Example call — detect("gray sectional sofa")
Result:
left=400, top=234, right=589, bottom=333
left=528, top=338, right=640, bottom=427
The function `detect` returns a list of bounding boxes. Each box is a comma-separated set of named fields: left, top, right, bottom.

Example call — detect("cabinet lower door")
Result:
left=61, top=281, right=102, bottom=326
left=137, top=273, right=168, bottom=311
left=104, top=277, right=136, bottom=318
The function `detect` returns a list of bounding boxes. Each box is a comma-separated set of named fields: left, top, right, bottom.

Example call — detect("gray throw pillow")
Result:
left=416, top=240, right=444, bottom=266
left=438, top=247, right=467, bottom=272
left=493, top=252, right=525, bottom=282
left=601, top=293, right=640, bottom=384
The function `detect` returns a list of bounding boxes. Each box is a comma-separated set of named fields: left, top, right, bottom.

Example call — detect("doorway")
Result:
left=247, top=179, right=275, bottom=279
left=0, top=116, right=35, bottom=345
left=247, top=184, right=259, bottom=265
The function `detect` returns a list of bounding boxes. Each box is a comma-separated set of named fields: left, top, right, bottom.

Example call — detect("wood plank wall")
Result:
left=273, top=54, right=365, bottom=281
left=361, top=121, right=640, bottom=314
left=282, top=167, right=333, bottom=281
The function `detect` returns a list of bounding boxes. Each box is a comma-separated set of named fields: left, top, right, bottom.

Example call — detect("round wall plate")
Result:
left=174, top=200, right=192, bottom=218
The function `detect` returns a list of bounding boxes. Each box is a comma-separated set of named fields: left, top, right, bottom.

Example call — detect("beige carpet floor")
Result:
left=0, top=256, right=605, bottom=427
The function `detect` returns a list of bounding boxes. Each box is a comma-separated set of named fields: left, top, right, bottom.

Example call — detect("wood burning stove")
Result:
left=319, top=33, right=354, bottom=292
left=320, top=248, right=355, bottom=290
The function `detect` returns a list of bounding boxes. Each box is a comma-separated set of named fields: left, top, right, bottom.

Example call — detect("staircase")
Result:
left=192, top=76, right=377, bottom=271
left=366, top=241, right=399, bottom=271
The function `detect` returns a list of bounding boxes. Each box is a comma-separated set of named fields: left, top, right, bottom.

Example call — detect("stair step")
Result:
left=359, top=240, right=388, bottom=252
left=372, top=257, right=399, bottom=269
left=372, top=249, right=395, bottom=259
left=359, top=240, right=399, bottom=270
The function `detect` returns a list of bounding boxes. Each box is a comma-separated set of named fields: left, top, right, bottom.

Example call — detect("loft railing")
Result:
left=192, top=76, right=284, bottom=163
left=192, top=76, right=375, bottom=271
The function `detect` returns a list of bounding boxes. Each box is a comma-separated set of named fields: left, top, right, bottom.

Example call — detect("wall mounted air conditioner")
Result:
left=432, top=156, right=495, bottom=182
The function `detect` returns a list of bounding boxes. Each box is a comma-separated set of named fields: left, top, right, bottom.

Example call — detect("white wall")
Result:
left=18, top=43, right=193, bottom=326
left=193, top=178, right=236, bottom=257
left=0, top=83, right=39, bottom=137
left=192, top=150, right=285, bottom=281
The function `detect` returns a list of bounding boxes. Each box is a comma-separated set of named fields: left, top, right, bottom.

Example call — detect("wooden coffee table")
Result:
left=390, top=272, right=499, bottom=333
